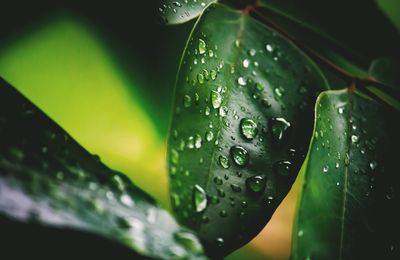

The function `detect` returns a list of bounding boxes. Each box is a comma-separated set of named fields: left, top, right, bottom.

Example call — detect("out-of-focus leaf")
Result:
left=159, top=0, right=217, bottom=24
left=369, top=57, right=400, bottom=88
left=292, top=89, right=400, bottom=259
left=0, top=78, right=205, bottom=259
left=168, top=3, right=328, bottom=256
left=257, top=0, right=400, bottom=66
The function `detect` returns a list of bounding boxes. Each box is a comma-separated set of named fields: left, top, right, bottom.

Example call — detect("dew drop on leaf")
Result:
left=273, top=160, right=292, bottom=176
left=240, top=118, right=258, bottom=140
left=193, top=184, right=207, bottom=212
left=230, top=145, right=249, bottom=166
left=211, top=90, right=222, bottom=109
left=219, top=155, right=230, bottom=169
left=246, top=175, right=266, bottom=193
left=198, top=39, right=206, bottom=54
left=269, top=117, right=291, bottom=143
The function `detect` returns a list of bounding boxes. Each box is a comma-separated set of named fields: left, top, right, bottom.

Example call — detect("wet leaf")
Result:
left=168, top=3, right=328, bottom=256
left=159, top=0, right=216, bottom=24
left=0, top=78, right=205, bottom=259
left=292, top=89, right=400, bottom=259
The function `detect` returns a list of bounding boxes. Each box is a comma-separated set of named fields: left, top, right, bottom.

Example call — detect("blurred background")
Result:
left=0, top=1, right=398, bottom=259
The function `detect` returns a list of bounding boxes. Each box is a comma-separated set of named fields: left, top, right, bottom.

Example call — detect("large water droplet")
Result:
left=270, top=117, right=291, bottom=143
left=230, top=146, right=249, bottom=166
left=273, top=160, right=292, bottom=176
left=193, top=185, right=207, bottom=212
left=219, top=155, right=230, bottom=169
left=240, top=118, right=258, bottom=140
left=211, top=90, right=222, bottom=109
left=198, top=39, right=206, bottom=54
left=246, top=175, right=266, bottom=193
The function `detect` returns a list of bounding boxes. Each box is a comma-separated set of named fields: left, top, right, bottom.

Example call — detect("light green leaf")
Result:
left=0, top=78, right=205, bottom=259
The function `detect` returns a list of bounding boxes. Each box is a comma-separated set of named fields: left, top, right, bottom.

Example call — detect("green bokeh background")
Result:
left=0, top=1, right=398, bottom=259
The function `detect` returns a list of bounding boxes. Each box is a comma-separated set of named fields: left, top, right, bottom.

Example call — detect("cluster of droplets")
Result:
left=159, top=0, right=209, bottom=23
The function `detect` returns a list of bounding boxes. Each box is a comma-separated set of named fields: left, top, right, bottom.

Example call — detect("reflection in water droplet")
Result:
left=246, top=175, right=266, bottom=193
left=230, top=146, right=249, bottom=166
left=193, top=185, right=207, bottom=212
left=174, top=231, right=203, bottom=254
left=198, top=39, right=206, bottom=54
left=369, top=161, right=377, bottom=170
left=240, top=118, right=258, bottom=140
left=211, top=90, right=222, bottom=109
left=270, top=117, right=291, bottom=143
left=273, top=160, right=292, bottom=176
left=219, top=155, right=230, bottom=169
left=183, top=95, right=192, bottom=107
left=216, top=237, right=224, bottom=247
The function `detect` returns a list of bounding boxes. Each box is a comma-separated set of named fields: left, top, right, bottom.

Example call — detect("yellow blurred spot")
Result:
left=0, top=16, right=169, bottom=206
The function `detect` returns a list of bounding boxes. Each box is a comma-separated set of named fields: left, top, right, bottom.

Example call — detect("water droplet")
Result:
left=186, top=136, right=194, bottom=149
left=120, top=193, right=134, bottom=207
left=214, top=176, right=223, bottom=185
left=194, top=134, right=202, bottom=148
left=197, top=73, right=204, bottom=84
left=369, top=161, right=377, bottom=170
left=246, top=175, right=266, bottom=193
left=351, top=135, right=359, bottom=143
left=205, top=106, right=211, bottom=116
left=338, top=107, right=344, bottom=114
left=171, top=193, right=181, bottom=207
left=335, top=162, right=340, bottom=169
left=235, top=39, right=240, bottom=48
left=205, top=131, right=214, bottom=142
left=248, top=49, right=256, bottom=56
left=274, top=86, right=285, bottom=97
left=270, top=117, right=291, bottom=143
left=220, top=210, right=227, bottom=217
left=255, top=83, right=264, bottom=92
left=230, top=184, right=242, bottom=192
left=215, top=237, right=224, bottom=247
left=240, top=118, right=258, bottom=140
left=211, top=90, right=222, bottom=109
left=193, top=185, right=207, bottom=212
left=298, top=230, right=304, bottom=237
left=323, top=165, right=329, bottom=173
left=210, top=69, right=217, bottom=80
left=183, top=94, right=192, bottom=107
left=170, top=149, right=179, bottom=165
left=174, top=231, right=203, bottom=254
left=198, top=39, right=206, bottom=54
left=173, top=1, right=182, bottom=7
left=273, top=160, right=292, bottom=176
left=266, top=44, right=273, bottom=52
left=243, top=59, right=250, bottom=68
left=219, top=106, right=228, bottom=117
left=230, top=146, right=249, bottom=166
left=219, top=155, right=230, bottom=169
left=238, top=77, right=247, bottom=86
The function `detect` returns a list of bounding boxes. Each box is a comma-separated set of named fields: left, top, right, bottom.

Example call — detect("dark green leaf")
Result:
left=159, top=0, right=216, bottom=24
left=0, top=77, right=205, bottom=259
left=168, top=3, right=329, bottom=256
left=369, top=57, right=400, bottom=88
left=292, top=89, right=400, bottom=259
left=257, top=0, right=400, bottom=67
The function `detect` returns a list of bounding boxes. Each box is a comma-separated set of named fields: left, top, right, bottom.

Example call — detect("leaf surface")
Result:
left=0, top=77, right=205, bottom=259
left=292, top=89, right=400, bottom=259
left=168, top=3, right=329, bottom=256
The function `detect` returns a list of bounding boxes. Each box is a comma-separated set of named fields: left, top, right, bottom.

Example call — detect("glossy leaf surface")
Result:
left=168, top=3, right=329, bottom=256
left=293, top=89, right=400, bottom=259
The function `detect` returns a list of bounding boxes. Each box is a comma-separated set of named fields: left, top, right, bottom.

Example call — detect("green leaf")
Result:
left=0, top=78, right=205, bottom=259
left=168, top=3, right=329, bottom=256
left=369, top=57, right=400, bottom=88
left=257, top=0, right=400, bottom=66
left=159, top=0, right=217, bottom=24
left=292, top=89, right=400, bottom=259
